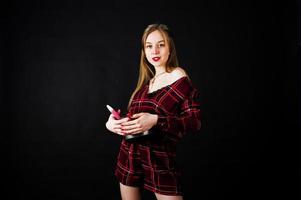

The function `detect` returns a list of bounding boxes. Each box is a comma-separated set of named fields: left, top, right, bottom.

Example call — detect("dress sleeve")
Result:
left=155, top=86, right=201, bottom=137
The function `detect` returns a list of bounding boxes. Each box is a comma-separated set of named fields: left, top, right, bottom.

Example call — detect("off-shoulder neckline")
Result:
left=146, top=76, right=189, bottom=95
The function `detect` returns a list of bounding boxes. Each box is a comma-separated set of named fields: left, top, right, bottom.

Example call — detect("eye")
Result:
left=145, top=45, right=152, bottom=49
left=158, top=43, right=165, bottom=48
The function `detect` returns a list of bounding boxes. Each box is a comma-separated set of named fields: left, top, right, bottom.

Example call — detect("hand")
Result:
left=121, top=112, right=158, bottom=135
left=105, top=113, right=130, bottom=136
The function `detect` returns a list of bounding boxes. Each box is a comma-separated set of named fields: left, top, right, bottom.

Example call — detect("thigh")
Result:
left=140, top=145, right=183, bottom=195
left=115, top=141, right=144, bottom=186
left=120, top=182, right=141, bottom=200
left=155, top=193, right=183, bottom=200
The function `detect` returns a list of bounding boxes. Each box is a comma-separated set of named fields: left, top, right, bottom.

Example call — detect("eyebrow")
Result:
left=145, top=40, right=165, bottom=44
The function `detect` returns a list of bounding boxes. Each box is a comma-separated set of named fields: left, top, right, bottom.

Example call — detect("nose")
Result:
left=152, top=46, right=160, bottom=54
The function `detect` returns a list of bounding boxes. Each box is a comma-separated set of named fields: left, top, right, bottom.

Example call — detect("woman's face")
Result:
left=144, top=30, right=170, bottom=68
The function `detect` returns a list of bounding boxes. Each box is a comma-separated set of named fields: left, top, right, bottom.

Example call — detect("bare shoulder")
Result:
left=170, top=67, right=188, bottom=80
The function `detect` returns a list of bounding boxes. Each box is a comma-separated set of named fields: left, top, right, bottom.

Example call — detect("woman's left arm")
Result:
left=155, top=88, right=201, bottom=135
left=121, top=85, right=201, bottom=136
left=121, top=88, right=201, bottom=136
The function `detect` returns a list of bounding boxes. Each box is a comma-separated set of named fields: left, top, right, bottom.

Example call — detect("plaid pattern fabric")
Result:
left=115, top=76, right=201, bottom=195
left=130, top=76, right=201, bottom=141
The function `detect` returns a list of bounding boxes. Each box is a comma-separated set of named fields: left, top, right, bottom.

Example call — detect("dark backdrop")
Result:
left=1, top=1, right=299, bottom=199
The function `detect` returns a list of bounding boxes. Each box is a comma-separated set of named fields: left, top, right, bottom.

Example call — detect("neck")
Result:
left=154, top=66, right=166, bottom=75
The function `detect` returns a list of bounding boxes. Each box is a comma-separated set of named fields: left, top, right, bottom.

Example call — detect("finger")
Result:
left=131, top=113, right=143, bottom=119
left=113, top=128, right=122, bottom=132
left=113, top=129, right=124, bottom=136
left=122, top=128, right=142, bottom=135
left=114, top=125, right=122, bottom=129
left=121, top=124, right=141, bottom=131
left=121, top=119, right=138, bottom=126
left=115, top=117, right=130, bottom=124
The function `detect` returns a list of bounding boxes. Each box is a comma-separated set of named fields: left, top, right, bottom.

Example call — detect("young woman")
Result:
left=105, top=23, right=201, bottom=200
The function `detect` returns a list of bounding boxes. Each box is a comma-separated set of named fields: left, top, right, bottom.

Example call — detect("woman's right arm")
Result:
left=105, top=114, right=129, bottom=136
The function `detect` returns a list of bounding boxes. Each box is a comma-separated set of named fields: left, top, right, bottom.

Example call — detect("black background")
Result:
left=1, top=0, right=299, bottom=199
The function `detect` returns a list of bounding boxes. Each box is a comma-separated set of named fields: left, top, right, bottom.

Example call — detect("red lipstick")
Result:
left=152, top=57, right=160, bottom=62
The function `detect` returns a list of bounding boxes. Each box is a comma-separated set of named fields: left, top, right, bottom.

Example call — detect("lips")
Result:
left=152, top=57, right=160, bottom=62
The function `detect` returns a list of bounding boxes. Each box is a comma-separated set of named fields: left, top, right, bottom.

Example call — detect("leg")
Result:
left=155, top=193, right=183, bottom=200
left=119, top=182, right=141, bottom=200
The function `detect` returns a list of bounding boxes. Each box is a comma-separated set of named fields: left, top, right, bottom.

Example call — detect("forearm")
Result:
left=156, top=110, right=201, bottom=133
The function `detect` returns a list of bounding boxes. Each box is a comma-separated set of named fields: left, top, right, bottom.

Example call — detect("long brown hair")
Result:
left=128, top=24, right=179, bottom=108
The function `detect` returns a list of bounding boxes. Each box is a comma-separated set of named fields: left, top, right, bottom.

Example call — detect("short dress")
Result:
left=114, top=76, right=201, bottom=196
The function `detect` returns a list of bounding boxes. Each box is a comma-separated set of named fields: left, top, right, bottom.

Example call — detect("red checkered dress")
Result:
left=114, top=76, right=201, bottom=196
